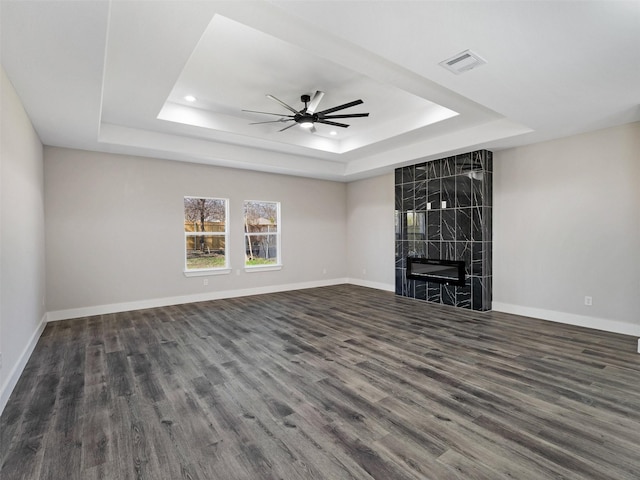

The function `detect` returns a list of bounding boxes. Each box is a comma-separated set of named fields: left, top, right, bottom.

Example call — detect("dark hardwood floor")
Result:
left=2, top=285, right=640, bottom=479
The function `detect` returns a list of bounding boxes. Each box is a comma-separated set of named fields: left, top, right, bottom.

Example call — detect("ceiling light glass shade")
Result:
left=300, top=121, right=314, bottom=128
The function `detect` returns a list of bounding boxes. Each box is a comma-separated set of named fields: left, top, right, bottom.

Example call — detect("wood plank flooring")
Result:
left=2, top=285, right=640, bottom=479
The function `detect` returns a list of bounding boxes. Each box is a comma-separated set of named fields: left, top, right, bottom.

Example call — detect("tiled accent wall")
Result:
left=395, top=150, right=493, bottom=311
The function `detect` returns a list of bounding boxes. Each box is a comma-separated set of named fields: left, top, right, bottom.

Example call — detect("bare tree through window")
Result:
left=244, top=200, right=280, bottom=266
left=184, top=197, right=228, bottom=270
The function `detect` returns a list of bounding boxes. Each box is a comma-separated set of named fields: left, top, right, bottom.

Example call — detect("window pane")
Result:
left=244, top=201, right=278, bottom=233
left=244, top=200, right=279, bottom=267
left=186, top=235, right=226, bottom=270
left=245, top=234, right=278, bottom=266
left=184, top=196, right=228, bottom=272
left=184, top=198, right=226, bottom=232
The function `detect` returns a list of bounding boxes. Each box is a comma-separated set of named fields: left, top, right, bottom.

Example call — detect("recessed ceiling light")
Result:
left=329, top=131, right=337, bottom=136
left=184, top=95, right=196, bottom=102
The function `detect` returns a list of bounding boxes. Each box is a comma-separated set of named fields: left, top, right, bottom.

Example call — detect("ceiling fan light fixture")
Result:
left=300, top=121, right=314, bottom=128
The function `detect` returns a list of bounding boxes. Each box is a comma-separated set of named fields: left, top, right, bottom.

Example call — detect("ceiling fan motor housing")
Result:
left=295, top=113, right=317, bottom=124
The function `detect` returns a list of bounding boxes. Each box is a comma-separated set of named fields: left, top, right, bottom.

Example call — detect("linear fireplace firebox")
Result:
left=407, top=257, right=466, bottom=287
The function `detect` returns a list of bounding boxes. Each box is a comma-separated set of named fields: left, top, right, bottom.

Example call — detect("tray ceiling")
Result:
left=1, top=1, right=638, bottom=181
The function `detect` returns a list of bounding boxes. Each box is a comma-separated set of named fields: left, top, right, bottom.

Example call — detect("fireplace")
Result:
left=407, top=257, right=466, bottom=287
left=395, top=150, right=492, bottom=311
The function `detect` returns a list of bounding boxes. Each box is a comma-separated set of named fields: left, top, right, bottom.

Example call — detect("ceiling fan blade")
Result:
left=278, top=123, right=298, bottom=132
left=306, top=90, right=325, bottom=114
left=242, top=109, right=295, bottom=118
left=316, top=99, right=363, bottom=116
left=249, top=119, right=292, bottom=125
left=316, top=119, right=350, bottom=128
left=266, top=94, right=300, bottom=115
left=321, top=113, right=369, bottom=119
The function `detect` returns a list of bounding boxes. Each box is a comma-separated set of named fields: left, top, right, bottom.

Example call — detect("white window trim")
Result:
left=184, top=268, right=231, bottom=277
left=244, top=265, right=282, bottom=273
left=244, top=200, right=281, bottom=270
left=184, top=196, right=230, bottom=274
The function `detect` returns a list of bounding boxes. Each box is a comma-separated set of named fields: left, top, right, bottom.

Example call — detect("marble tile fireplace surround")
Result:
left=395, top=150, right=492, bottom=311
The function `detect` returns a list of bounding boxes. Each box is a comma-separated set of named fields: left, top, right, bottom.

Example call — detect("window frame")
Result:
left=183, top=196, right=231, bottom=277
left=243, top=199, right=282, bottom=272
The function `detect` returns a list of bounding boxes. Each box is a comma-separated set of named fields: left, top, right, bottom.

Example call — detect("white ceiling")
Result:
left=1, top=0, right=639, bottom=181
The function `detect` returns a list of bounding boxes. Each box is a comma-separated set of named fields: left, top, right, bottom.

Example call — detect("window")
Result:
left=184, top=197, right=229, bottom=273
left=244, top=200, right=280, bottom=268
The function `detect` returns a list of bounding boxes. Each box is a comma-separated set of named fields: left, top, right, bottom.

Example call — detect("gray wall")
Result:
left=0, top=67, right=46, bottom=410
left=493, top=122, right=640, bottom=335
left=346, top=173, right=395, bottom=290
left=44, top=147, right=348, bottom=316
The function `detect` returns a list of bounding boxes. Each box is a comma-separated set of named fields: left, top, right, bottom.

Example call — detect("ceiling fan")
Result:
left=243, top=90, right=369, bottom=132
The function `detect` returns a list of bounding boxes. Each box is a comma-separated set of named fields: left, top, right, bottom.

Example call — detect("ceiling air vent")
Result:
left=439, top=49, right=487, bottom=75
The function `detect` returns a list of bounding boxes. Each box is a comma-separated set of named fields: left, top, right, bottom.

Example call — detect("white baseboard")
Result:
left=47, top=278, right=351, bottom=322
left=347, top=278, right=395, bottom=292
left=0, top=312, right=48, bottom=415
left=47, top=284, right=639, bottom=340
left=492, top=302, right=640, bottom=340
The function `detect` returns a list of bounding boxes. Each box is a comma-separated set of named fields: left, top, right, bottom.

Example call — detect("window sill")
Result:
left=183, top=268, right=231, bottom=277
left=244, top=264, right=282, bottom=273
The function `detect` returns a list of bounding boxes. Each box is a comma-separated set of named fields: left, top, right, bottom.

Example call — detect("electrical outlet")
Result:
left=203, top=278, right=208, bottom=286
left=322, top=268, right=327, bottom=275
left=584, top=296, right=592, bottom=306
